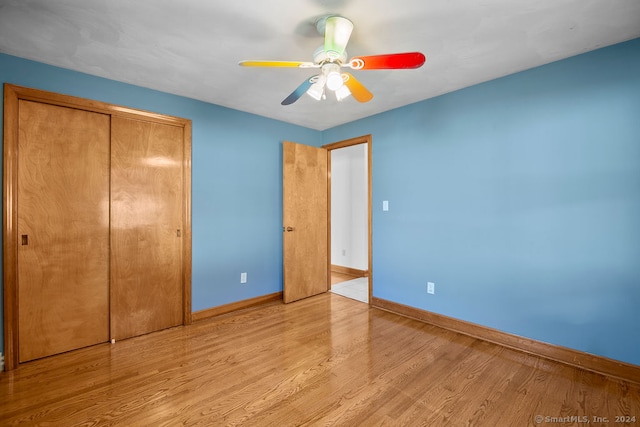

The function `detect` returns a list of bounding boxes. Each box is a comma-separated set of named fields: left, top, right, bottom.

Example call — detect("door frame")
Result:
left=323, top=135, right=372, bottom=304
left=2, top=84, right=193, bottom=370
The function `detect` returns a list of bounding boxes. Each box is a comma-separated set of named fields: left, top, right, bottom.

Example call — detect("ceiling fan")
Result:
left=239, top=15, right=426, bottom=105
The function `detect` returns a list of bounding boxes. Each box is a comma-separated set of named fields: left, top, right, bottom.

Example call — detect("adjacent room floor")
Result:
left=331, top=277, right=368, bottom=303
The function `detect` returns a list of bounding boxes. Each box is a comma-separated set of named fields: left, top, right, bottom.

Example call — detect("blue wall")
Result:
left=324, top=38, right=640, bottom=365
left=2, top=37, right=639, bottom=367
left=0, top=53, right=322, bottom=353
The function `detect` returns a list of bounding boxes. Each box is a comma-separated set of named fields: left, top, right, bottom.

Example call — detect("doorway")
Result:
left=323, top=135, right=372, bottom=304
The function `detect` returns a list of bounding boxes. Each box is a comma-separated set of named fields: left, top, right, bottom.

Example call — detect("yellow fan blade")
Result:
left=343, top=73, right=373, bottom=102
left=239, top=60, right=316, bottom=68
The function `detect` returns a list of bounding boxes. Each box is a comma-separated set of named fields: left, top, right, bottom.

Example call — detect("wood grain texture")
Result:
left=110, top=116, right=184, bottom=340
left=192, top=292, right=283, bottom=322
left=282, top=141, right=328, bottom=303
left=373, top=296, right=640, bottom=385
left=331, top=264, right=368, bottom=277
left=3, top=84, right=189, bottom=126
left=3, top=84, right=21, bottom=370
left=1, top=293, right=638, bottom=426
left=3, top=84, right=193, bottom=370
left=17, top=100, right=110, bottom=362
left=331, top=271, right=362, bottom=286
left=181, top=122, right=193, bottom=325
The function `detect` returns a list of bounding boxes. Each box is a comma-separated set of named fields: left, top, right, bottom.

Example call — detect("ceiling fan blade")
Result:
left=281, top=77, right=316, bottom=105
left=348, top=52, right=426, bottom=70
left=343, top=73, right=373, bottom=103
left=324, top=16, right=353, bottom=59
left=239, top=60, right=317, bottom=68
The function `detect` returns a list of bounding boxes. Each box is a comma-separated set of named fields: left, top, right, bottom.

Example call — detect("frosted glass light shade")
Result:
left=335, top=84, right=351, bottom=101
left=326, top=71, right=344, bottom=91
left=307, top=76, right=326, bottom=100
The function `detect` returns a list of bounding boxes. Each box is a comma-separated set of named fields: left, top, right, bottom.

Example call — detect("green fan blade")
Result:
left=324, top=16, right=353, bottom=60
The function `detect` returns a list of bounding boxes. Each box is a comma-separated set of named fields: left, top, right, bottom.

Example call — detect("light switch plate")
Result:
left=383, top=200, right=389, bottom=211
left=427, top=282, right=435, bottom=294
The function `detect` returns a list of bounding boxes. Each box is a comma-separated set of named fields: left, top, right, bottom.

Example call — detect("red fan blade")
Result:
left=348, top=52, right=426, bottom=70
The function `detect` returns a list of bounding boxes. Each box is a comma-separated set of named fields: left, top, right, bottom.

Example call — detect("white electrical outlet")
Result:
left=241, top=272, right=247, bottom=284
left=427, top=282, right=435, bottom=294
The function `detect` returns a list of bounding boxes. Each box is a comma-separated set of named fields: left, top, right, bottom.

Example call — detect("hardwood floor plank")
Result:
left=331, top=271, right=360, bottom=285
left=1, top=293, right=638, bottom=426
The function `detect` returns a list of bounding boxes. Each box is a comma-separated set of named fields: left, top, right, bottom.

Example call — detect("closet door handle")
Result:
left=176, top=229, right=182, bottom=237
left=21, top=234, right=29, bottom=245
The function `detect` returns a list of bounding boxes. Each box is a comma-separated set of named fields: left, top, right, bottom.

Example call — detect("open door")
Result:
left=324, top=134, right=373, bottom=304
left=282, top=141, right=328, bottom=303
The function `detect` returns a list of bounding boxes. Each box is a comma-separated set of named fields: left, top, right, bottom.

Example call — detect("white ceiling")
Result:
left=1, top=0, right=639, bottom=130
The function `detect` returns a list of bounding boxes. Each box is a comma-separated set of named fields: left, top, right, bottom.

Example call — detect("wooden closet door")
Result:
left=17, top=100, right=110, bottom=362
left=110, top=116, right=184, bottom=340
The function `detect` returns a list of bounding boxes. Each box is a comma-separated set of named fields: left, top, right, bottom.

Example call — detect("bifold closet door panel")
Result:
left=110, top=116, right=184, bottom=340
left=17, top=100, right=110, bottom=363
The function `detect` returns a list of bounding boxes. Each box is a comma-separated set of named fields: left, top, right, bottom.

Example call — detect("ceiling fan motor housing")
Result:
left=313, top=45, right=347, bottom=65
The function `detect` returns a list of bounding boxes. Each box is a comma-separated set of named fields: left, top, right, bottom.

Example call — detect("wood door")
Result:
left=282, top=141, right=328, bottom=303
left=17, top=100, right=110, bottom=362
left=110, top=116, right=184, bottom=340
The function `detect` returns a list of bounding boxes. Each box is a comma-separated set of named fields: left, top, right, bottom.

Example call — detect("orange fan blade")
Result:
left=343, top=73, right=373, bottom=103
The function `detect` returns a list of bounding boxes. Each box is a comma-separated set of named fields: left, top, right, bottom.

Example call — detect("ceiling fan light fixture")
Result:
left=335, top=84, right=351, bottom=101
left=307, top=75, right=326, bottom=100
left=240, top=14, right=425, bottom=105
left=326, top=71, right=344, bottom=91
left=322, top=62, right=344, bottom=91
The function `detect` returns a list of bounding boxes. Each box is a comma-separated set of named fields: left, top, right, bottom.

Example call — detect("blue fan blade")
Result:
left=281, top=77, right=315, bottom=105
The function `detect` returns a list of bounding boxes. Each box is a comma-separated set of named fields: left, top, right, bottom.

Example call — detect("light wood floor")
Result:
left=1, top=293, right=638, bottom=426
left=331, top=271, right=361, bottom=285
